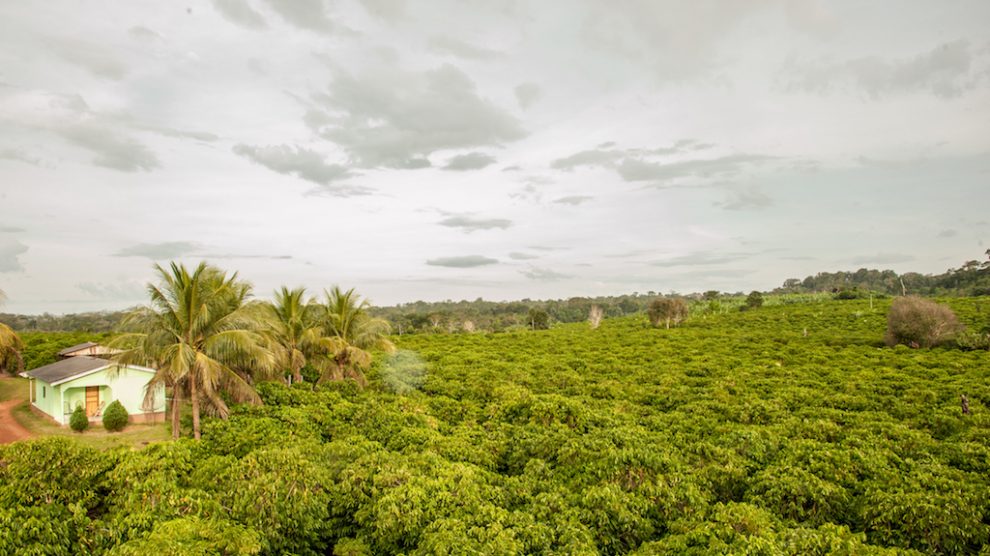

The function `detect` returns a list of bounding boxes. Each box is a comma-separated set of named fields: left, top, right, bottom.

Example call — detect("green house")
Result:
left=21, top=356, right=165, bottom=425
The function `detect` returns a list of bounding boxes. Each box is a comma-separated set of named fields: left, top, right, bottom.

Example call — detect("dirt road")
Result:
left=0, top=382, right=32, bottom=444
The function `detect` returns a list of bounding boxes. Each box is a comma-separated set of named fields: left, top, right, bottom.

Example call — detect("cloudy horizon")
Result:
left=1, top=1, right=988, bottom=314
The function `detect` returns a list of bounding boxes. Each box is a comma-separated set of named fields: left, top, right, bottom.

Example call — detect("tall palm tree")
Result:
left=261, top=286, right=326, bottom=384
left=113, top=262, right=273, bottom=439
left=315, top=286, right=394, bottom=387
left=0, top=289, right=23, bottom=375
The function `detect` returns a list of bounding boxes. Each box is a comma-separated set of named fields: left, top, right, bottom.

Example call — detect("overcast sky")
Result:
left=1, top=1, right=988, bottom=314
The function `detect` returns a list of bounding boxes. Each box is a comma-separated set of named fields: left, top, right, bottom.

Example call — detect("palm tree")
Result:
left=113, top=262, right=273, bottom=439
left=261, top=286, right=326, bottom=384
left=0, top=289, right=23, bottom=375
left=315, top=286, right=394, bottom=387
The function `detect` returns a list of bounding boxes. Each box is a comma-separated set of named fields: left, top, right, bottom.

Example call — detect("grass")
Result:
left=0, top=375, right=171, bottom=450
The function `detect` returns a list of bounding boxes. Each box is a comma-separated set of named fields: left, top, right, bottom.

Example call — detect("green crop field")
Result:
left=2, top=297, right=989, bottom=555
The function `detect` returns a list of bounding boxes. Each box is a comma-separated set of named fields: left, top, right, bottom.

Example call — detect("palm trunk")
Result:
left=190, top=376, right=201, bottom=440
left=170, top=383, right=182, bottom=439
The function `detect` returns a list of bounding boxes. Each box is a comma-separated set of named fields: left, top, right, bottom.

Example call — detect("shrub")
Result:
left=648, top=298, right=688, bottom=328
left=102, top=400, right=129, bottom=432
left=741, top=291, right=764, bottom=311
left=884, top=296, right=963, bottom=348
left=69, top=405, right=88, bottom=433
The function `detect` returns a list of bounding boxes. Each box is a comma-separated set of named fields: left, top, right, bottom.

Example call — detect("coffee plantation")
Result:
left=1, top=296, right=988, bottom=554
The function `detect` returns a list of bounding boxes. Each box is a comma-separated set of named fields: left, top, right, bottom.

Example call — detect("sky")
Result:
left=0, top=1, right=988, bottom=314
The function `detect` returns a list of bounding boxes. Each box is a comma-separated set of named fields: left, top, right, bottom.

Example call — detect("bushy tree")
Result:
left=103, top=400, right=129, bottom=432
left=742, top=291, right=764, bottom=311
left=884, top=296, right=963, bottom=348
left=316, top=286, right=394, bottom=387
left=69, top=405, right=88, bottom=432
left=647, top=298, right=688, bottom=329
left=527, top=308, right=550, bottom=330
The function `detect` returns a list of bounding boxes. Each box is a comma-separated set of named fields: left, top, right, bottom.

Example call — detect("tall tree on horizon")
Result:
left=316, top=286, right=394, bottom=387
left=113, top=262, right=273, bottom=439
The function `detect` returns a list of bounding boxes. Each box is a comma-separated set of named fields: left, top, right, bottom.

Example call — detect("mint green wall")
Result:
left=30, top=365, right=164, bottom=425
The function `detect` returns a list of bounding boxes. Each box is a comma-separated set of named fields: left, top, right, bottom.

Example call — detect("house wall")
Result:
left=57, top=366, right=165, bottom=424
left=31, top=379, right=61, bottom=423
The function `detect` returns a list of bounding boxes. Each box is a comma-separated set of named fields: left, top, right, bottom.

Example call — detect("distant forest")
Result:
left=2, top=251, right=988, bottom=334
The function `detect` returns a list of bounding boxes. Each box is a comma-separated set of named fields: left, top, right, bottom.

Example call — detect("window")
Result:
left=42, top=386, right=46, bottom=398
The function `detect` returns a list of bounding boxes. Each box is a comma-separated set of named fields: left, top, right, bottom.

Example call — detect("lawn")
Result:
left=0, top=375, right=170, bottom=450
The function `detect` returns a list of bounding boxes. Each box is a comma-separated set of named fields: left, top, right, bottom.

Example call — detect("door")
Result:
left=85, top=386, right=99, bottom=416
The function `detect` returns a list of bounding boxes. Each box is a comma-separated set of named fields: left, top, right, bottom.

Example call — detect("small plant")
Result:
left=102, top=400, right=129, bottom=432
left=69, top=405, right=88, bottom=432
left=885, top=296, right=963, bottom=348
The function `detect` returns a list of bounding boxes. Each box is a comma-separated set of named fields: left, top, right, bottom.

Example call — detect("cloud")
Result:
left=261, top=0, right=338, bottom=33
left=553, top=195, right=593, bottom=205
left=233, top=144, right=354, bottom=185
left=428, top=36, right=499, bottom=60
left=426, top=255, right=498, bottom=268
left=514, top=82, right=542, bottom=109
left=651, top=252, right=750, bottom=267
left=849, top=253, right=916, bottom=265
left=76, top=281, right=147, bottom=301
left=59, top=124, right=160, bottom=172
left=0, top=149, right=44, bottom=167
left=509, top=252, right=538, bottom=260
left=715, top=186, right=773, bottom=210
left=438, top=215, right=512, bottom=232
left=48, top=38, right=128, bottom=80
left=616, top=154, right=772, bottom=184
left=0, top=237, right=28, bottom=272
left=784, top=40, right=986, bottom=99
left=551, top=140, right=730, bottom=183
left=308, top=62, right=525, bottom=168
left=0, top=226, right=25, bottom=233
left=520, top=267, right=571, bottom=281
left=361, top=0, right=406, bottom=21
left=128, top=26, right=165, bottom=42
left=212, top=0, right=268, bottom=29
left=443, top=152, right=496, bottom=171
left=551, top=148, right=623, bottom=171
left=147, top=126, right=219, bottom=142
left=114, top=241, right=201, bottom=259
left=937, top=229, right=958, bottom=238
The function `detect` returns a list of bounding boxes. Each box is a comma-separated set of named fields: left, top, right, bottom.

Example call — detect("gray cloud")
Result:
left=514, top=82, right=542, bottom=109
left=616, top=154, right=772, bottom=184
left=233, top=144, right=354, bottom=185
left=509, top=252, right=538, bottom=260
left=0, top=149, right=44, bottom=167
left=0, top=237, right=28, bottom=272
left=553, top=195, right=593, bottom=205
left=114, top=241, right=201, bottom=259
left=551, top=148, right=622, bottom=171
left=261, top=0, right=337, bottom=33
left=0, top=226, right=25, bottom=233
left=308, top=62, right=525, bottom=168
left=715, top=187, right=773, bottom=211
left=937, top=229, right=958, bottom=238
left=849, top=253, right=916, bottom=265
left=128, top=26, right=164, bottom=42
left=59, top=124, right=160, bottom=172
left=443, top=152, right=496, bottom=171
left=651, top=252, right=750, bottom=268
left=361, top=0, right=406, bottom=21
left=428, top=36, right=499, bottom=60
left=426, top=255, right=498, bottom=268
left=785, top=40, right=986, bottom=99
left=212, top=0, right=268, bottom=29
left=438, top=215, right=512, bottom=232
left=147, top=126, right=219, bottom=142
left=520, top=267, right=571, bottom=281
left=48, top=38, right=128, bottom=80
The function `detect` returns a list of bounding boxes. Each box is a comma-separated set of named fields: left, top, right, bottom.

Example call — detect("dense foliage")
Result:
left=102, top=400, right=129, bottom=432
left=1, top=296, right=988, bottom=554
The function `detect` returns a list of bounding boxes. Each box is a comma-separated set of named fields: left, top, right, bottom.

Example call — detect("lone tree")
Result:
left=528, top=308, right=550, bottom=330
left=885, top=295, right=963, bottom=348
left=648, top=298, right=689, bottom=329
left=742, top=291, right=764, bottom=311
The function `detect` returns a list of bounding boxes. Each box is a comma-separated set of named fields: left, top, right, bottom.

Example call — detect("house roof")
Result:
left=22, top=356, right=111, bottom=385
left=57, top=342, right=99, bottom=356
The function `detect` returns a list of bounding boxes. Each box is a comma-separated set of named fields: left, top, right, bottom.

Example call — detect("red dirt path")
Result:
left=0, top=381, right=33, bottom=443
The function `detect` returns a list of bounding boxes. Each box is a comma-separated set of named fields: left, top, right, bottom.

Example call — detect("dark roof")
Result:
left=57, top=342, right=99, bottom=356
left=23, top=356, right=110, bottom=385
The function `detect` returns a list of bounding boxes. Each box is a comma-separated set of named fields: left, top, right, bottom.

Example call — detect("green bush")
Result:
left=884, top=296, right=963, bottom=348
left=102, top=400, right=129, bottom=432
left=741, top=290, right=765, bottom=310
left=69, top=405, right=88, bottom=433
